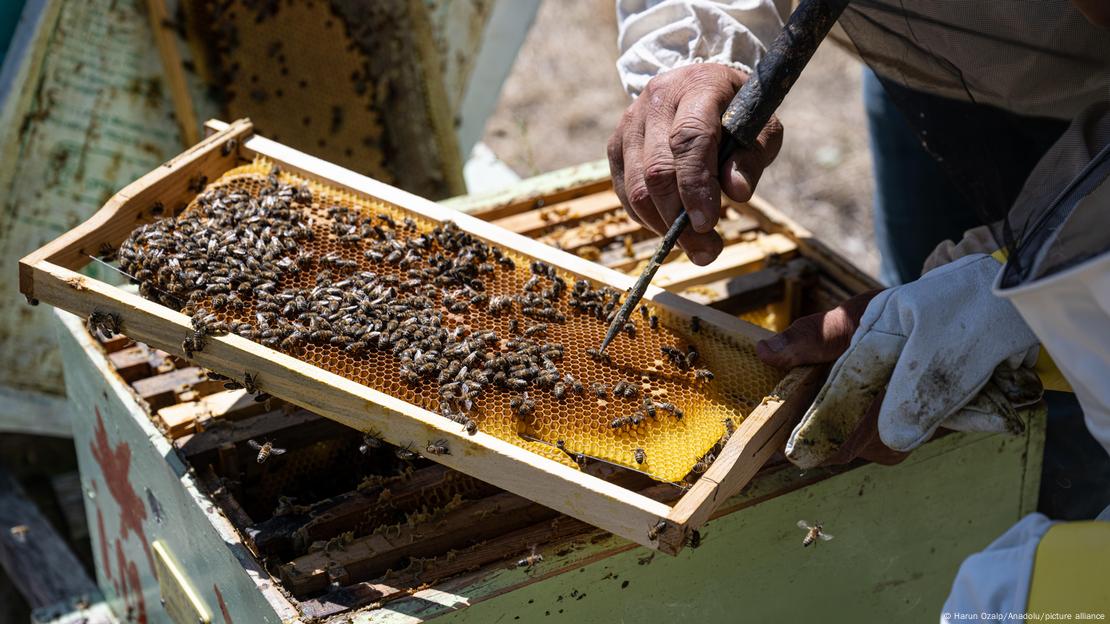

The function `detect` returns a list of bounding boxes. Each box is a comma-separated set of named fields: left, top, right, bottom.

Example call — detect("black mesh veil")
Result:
left=833, top=0, right=1110, bottom=281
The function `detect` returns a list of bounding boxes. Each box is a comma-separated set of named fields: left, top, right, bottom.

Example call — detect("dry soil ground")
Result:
left=482, top=0, right=880, bottom=278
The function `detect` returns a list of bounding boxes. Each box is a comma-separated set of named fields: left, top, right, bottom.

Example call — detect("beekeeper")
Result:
left=764, top=101, right=1110, bottom=619
left=609, top=0, right=1110, bottom=616
left=610, top=2, right=1110, bottom=515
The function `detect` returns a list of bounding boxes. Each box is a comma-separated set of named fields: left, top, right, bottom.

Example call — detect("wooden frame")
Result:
left=20, top=119, right=822, bottom=555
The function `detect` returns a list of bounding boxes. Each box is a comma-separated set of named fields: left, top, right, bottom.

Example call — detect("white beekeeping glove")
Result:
left=786, top=254, right=1043, bottom=469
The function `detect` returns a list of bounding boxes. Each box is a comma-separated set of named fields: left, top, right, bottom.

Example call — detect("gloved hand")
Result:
left=762, top=254, right=1045, bottom=469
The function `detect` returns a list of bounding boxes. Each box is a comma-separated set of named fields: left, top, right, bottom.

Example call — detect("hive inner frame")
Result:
left=116, top=158, right=784, bottom=483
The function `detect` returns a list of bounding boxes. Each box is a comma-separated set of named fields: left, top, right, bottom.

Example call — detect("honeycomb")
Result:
left=122, top=160, right=783, bottom=482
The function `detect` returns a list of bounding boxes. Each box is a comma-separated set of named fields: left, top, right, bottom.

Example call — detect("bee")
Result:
left=647, top=519, right=669, bottom=541
left=694, top=369, right=715, bottom=383
left=359, top=431, right=383, bottom=454
left=657, top=402, right=684, bottom=419
left=690, top=457, right=710, bottom=475
left=649, top=315, right=659, bottom=330
left=639, top=305, right=649, bottom=320
left=488, top=295, right=513, bottom=315
left=182, top=330, right=206, bottom=358
left=609, top=415, right=631, bottom=429
left=592, top=383, right=610, bottom=398
left=798, top=521, right=834, bottom=547
left=642, top=397, right=657, bottom=418
left=566, top=375, right=584, bottom=395
left=248, top=439, right=286, bottom=463
left=633, top=448, right=646, bottom=465
left=723, top=417, right=736, bottom=438
left=687, top=530, right=702, bottom=549
left=523, top=323, right=548, bottom=337
left=395, top=443, right=418, bottom=461
left=523, top=275, right=541, bottom=292
left=517, top=545, right=543, bottom=569
left=425, top=439, right=450, bottom=456
left=685, top=346, right=699, bottom=367
left=87, top=310, right=122, bottom=339
left=242, top=373, right=261, bottom=394
left=691, top=316, right=701, bottom=333
left=553, top=382, right=567, bottom=400
left=510, top=395, right=535, bottom=417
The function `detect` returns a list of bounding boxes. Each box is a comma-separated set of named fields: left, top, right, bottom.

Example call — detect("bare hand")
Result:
left=757, top=290, right=909, bottom=466
left=608, top=63, right=783, bottom=265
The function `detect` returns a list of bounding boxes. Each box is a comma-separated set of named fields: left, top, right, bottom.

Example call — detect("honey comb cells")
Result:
left=117, top=160, right=781, bottom=482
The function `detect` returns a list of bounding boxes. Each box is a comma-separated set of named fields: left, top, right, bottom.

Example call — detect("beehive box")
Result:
left=20, top=119, right=823, bottom=558
left=50, top=173, right=1043, bottom=622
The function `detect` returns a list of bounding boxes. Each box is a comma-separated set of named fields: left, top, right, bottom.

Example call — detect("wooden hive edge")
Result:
left=18, top=118, right=255, bottom=300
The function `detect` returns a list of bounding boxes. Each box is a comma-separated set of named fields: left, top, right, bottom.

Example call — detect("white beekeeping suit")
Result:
left=616, top=0, right=782, bottom=97
left=941, top=102, right=1110, bottom=620
left=616, top=1, right=1110, bottom=119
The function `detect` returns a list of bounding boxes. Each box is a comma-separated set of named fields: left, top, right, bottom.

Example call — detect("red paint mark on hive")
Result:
left=96, top=498, right=112, bottom=582
left=214, top=585, right=234, bottom=623
left=115, top=539, right=147, bottom=623
left=90, top=407, right=154, bottom=574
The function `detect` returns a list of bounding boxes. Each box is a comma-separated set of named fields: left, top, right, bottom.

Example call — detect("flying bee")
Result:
left=633, top=448, right=646, bottom=465
left=798, top=521, right=834, bottom=548
left=248, top=439, right=286, bottom=463
left=425, top=439, right=450, bottom=456
left=647, top=519, right=669, bottom=541
left=694, top=369, right=715, bottom=383
left=517, top=545, right=543, bottom=569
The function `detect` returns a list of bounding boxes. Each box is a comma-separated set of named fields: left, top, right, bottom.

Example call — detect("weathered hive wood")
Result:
left=19, top=119, right=821, bottom=555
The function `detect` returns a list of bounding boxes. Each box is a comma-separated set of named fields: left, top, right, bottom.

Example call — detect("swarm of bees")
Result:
left=112, top=165, right=722, bottom=478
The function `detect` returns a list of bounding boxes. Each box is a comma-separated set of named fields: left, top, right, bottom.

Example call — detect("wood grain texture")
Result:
left=0, top=465, right=99, bottom=609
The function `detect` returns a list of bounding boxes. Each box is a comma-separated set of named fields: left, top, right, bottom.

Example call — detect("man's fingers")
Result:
left=676, top=228, right=724, bottom=266
left=720, top=115, right=784, bottom=203
left=642, top=79, right=684, bottom=233
left=669, top=66, right=748, bottom=234
left=621, top=109, right=668, bottom=236
left=757, top=289, right=882, bottom=369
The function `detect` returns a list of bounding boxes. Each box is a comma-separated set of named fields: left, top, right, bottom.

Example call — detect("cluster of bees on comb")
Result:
left=110, top=165, right=720, bottom=478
